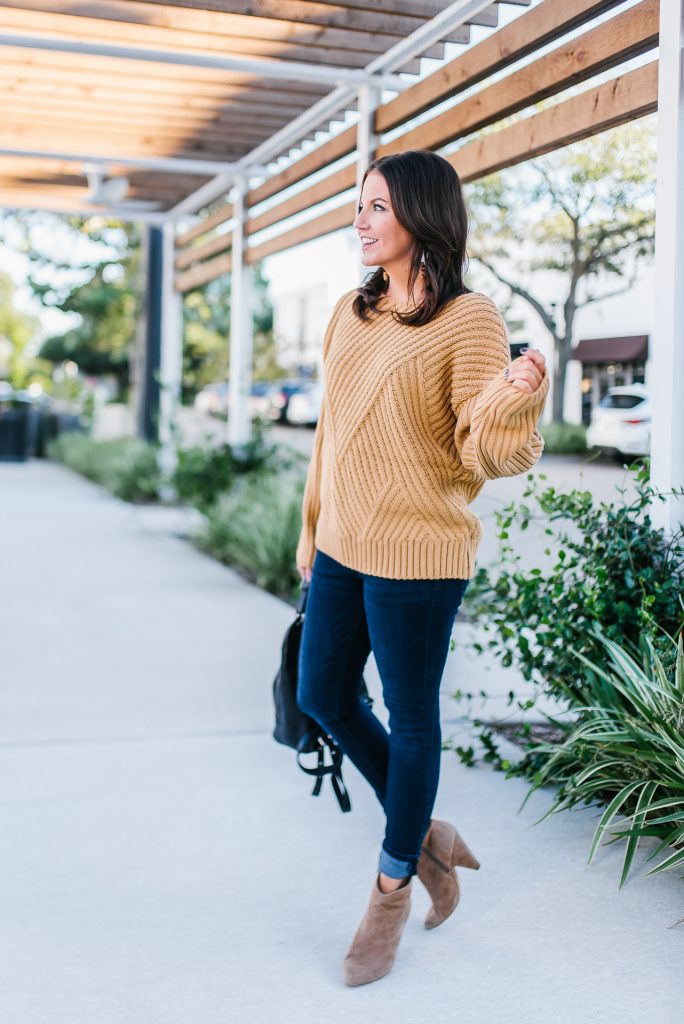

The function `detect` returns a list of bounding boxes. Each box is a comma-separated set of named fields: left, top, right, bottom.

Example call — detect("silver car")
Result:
left=286, top=381, right=324, bottom=426
left=586, top=384, right=650, bottom=458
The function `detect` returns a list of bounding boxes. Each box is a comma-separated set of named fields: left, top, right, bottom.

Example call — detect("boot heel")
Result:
left=450, top=832, right=480, bottom=871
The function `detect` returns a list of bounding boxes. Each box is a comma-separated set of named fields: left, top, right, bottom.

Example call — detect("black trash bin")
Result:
left=0, top=394, right=31, bottom=462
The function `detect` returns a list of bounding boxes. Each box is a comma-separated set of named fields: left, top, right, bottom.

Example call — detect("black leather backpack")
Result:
left=272, top=579, right=373, bottom=812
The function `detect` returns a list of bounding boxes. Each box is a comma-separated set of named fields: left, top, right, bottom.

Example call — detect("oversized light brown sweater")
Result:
left=295, top=289, right=549, bottom=580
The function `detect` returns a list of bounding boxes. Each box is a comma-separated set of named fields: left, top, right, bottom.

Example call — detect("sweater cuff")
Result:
left=480, top=367, right=550, bottom=424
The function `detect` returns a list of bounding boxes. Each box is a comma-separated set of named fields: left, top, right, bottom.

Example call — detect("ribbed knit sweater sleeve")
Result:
left=295, top=293, right=348, bottom=569
left=451, top=296, right=549, bottom=480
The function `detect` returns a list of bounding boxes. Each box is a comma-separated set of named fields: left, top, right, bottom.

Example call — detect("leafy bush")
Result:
left=48, top=434, right=161, bottom=503
left=173, top=426, right=304, bottom=512
left=465, top=464, right=684, bottom=709
left=196, top=474, right=305, bottom=599
left=521, top=632, right=684, bottom=889
left=539, top=422, right=588, bottom=455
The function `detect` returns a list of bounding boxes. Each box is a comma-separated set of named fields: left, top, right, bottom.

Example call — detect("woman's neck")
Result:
left=383, top=263, right=424, bottom=307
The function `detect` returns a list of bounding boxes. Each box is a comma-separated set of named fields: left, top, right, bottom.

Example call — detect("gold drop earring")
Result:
left=381, top=269, right=389, bottom=284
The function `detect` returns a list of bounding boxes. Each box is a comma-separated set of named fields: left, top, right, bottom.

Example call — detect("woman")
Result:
left=295, top=149, right=548, bottom=987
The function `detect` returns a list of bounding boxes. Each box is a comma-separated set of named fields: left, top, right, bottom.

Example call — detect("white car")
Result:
left=286, top=381, right=324, bottom=426
left=586, top=384, right=650, bottom=458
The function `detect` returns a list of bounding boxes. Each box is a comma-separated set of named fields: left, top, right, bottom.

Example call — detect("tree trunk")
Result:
left=552, top=336, right=573, bottom=423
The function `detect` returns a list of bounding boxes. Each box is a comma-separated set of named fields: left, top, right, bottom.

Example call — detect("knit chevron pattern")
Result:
left=296, top=289, right=549, bottom=580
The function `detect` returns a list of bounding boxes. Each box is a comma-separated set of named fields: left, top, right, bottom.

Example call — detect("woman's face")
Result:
left=353, top=170, right=415, bottom=271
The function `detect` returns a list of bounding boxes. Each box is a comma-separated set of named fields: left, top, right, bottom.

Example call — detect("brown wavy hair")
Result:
left=352, top=149, right=471, bottom=326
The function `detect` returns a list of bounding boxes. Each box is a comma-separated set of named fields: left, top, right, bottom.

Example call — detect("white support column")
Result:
left=356, top=84, right=381, bottom=281
left=651, top=0, right=684, bottom=532
left=228, top=175, right=253, bottom=449
left=157, top=221, right=184, bottom=500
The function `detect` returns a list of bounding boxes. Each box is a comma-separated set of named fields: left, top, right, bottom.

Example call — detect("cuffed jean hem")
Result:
left=378, top=845, right=417, bottom=880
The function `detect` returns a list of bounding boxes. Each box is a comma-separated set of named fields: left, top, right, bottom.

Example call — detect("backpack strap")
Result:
left=296, top=735, right=352, bottom=813
left=295, top=578, right=309, bottom=615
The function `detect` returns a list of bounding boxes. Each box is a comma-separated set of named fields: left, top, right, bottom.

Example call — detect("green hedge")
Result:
left=172, top=430, right=304, bottom=513
left=539, top=422, right=588, bottom=455
left=196, top=474, right=305, bottom=600
left=522, top=632, right=684, bottom=888
left=455, top=464, right=684, bottom=887
left=48, top=434, right=161, bottom=503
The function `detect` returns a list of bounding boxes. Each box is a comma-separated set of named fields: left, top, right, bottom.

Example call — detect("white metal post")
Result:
left=651, top=0, right=684, bottom=532
left=228, top=176, right=253, bottom=448
left=157, top=220, right=183, bottom=500
left=356, top=84, right=381, bottom=282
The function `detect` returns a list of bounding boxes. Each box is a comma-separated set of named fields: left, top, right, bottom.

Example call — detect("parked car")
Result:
left=194, top=380, right=281, bottom=419
left=194, top=381, right=229, bottom=416
left=586, top=384, right=650, bottom=458
left=286, top=380, right=324, bottom=426
left=250, top=381, right=282, bottom=420
left=268, top=378, right=310, bottom=423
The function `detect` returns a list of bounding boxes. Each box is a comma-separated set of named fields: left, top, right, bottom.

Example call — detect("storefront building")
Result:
left=572, top=335, right=649, bottom=424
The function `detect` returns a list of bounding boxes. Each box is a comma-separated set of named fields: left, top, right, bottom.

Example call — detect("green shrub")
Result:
left=48, top=434, right=161, bottom=503
left=173, top=427, right=303, bottom=512
left=539, top=422, right=588, bottom=455
left=465, top=464, right=684, bottom=709
left=196, top=474, right=305, bottom=599
left=521, top=632, right=684, bottom=889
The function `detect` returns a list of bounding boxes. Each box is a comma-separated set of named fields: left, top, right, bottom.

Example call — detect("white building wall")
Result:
left=272, top=282, right=330, bottom=377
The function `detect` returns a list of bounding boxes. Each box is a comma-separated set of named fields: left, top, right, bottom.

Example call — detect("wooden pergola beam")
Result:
left=0, top=118, right=278, bottom=146
left=0, top=183, right=158, bottom=204
left=204, top=60, right=659, bottom=277
left=133, top=0, right=478, bottom=20
left=377, top=0, right=625, bottom=133
left=2, top=98, right=296, bottom=131
left=246, top=201, right=355, bottom=264
left=247, top=163, right=355, bottom=236
left=0, top=156, right=205, bottom=179
left=0, top=134, right=244, bottom=163
left=237, top=0, right=657, bottom=241
left=244, top=0, right=628, bottom=214
left=378, top=0, right=658, bottom=157
left=0, top=171, right=205, bottom=197
left=0, top=47, right=330, bottom=95
left=175, top=249, right=232, bottom=293
left=0, top=1, right=447, bottom=61
left=248, top=123, right=356, bottom=207
left=117, top=0, right=474, bottom=41
left=452, top=59, right=658, bottom=181
left=174, top=230, right=231, bottom=270
left=176, top=203, right=235, bottom=247
left=0, top=81, right=317, bottom=119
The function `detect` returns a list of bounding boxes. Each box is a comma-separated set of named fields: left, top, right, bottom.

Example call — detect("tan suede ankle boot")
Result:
left=343, top=875, right=412, bottom=987
left=416, top=819, right=480, bottom=930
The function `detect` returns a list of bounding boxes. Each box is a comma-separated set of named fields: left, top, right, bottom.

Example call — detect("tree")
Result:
left=465, top=117, right=656, bottom=422
left=0, top=272, right=41, bottom=387
left=182, top=272, right=231, bottom=402
left=23, top=217, right=144, bottom=400
left=182, top=260, right=280, bottom=402
left=2, top=211, right=279, bottom=403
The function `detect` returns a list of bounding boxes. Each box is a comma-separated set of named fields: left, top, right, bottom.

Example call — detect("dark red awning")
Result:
left=571, top=336, right=649, bottom=363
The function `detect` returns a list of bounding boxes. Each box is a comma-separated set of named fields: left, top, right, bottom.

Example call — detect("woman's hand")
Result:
left=505, top=348, right=546, bottom=394
left=298, top=563, right=313, bottom=583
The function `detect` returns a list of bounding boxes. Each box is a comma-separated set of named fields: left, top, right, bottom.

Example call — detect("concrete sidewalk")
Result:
left=1, top=460, right=682, bottom=1024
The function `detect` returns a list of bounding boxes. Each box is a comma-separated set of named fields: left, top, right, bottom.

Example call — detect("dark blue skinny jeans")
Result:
left=297, top=549, right=468, bottom=880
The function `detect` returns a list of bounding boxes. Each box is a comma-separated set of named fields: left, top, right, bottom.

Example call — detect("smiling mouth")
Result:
left=360, top=237, right=378, bottom=250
